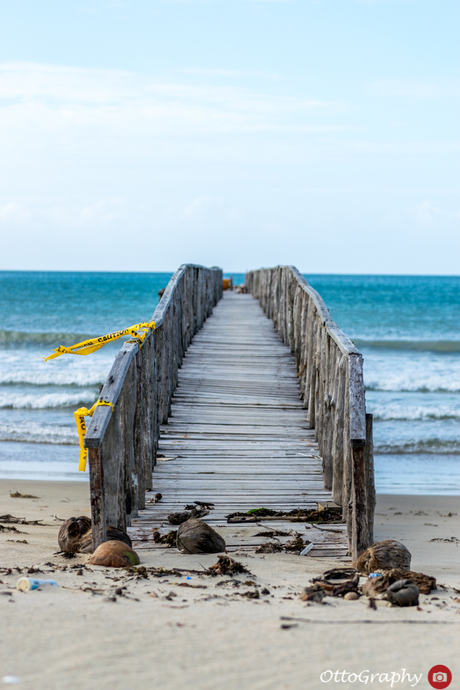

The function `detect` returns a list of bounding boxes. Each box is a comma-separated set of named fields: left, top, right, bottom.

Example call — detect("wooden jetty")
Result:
left=85, top=265, right=375, bottom=560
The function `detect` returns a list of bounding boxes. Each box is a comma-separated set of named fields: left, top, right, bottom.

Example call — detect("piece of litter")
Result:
left=186, top=576, right=192, bottom=580
left=16, top=578, right=59, bottom=591
left=300, top=543, right=314, bottom=556
left=2, top=677, right=21, bottom=685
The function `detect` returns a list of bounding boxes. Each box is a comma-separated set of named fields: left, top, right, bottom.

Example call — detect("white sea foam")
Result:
left=0, top=420, right=78, bottom=444
left=371, top=402, right=460, bottom=421
left=0, top=390, right=97, bottom=409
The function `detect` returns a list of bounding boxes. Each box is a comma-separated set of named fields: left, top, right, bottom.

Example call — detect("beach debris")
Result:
left=254, top=529, right=290, bottom=538
left=0, top=514, right=44, bottom=525
left=353, top=539, right=411, bottom=573
left=176, top=518, right=226, bottom=554
left=16, top=577, right=59, bottom=591
left=88, top=541, right=140, bottom=567
left=256, top=533, right=311, bottom=554
left=300, top=543, right=314, bottom=556
left=386, top=579, right=420, bottom=607
left=300, top=585, right=326, bottom=603
left=226, top=507, right=342, bottom=524
left=429, top=536, right=459, bottom=543
left=9, top=491, right=39, bottom=499
left=155, top=493, right=162, bottom=502
left=58, top=516, right=91, bottom=553
left=152, top=529, right=177, bottom=547
left=314, top=567, right=357, bottom=581
left=6, top=539, right=28, bottom=544
left=206, top=556, right=250, bottom=577
left=368, top=598, right=377, bottom=610
left=308, top=567, right=360, bottom=599
left=168, top=507, right=210, bottom=525
left=0, top=524, right=26, bottom=534
left=58, top=517, right=132, bottom=554
left=2, top=677, right=21, bottom=685
left=256, top=542, right=283, bottom=553
left=362, top=569, right=436, bottom=597
left=79, top=525, right=132, bottom=554
left=344, top=592, right=359, bottom=600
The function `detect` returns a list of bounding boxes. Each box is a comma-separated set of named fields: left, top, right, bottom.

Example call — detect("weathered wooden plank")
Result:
left=245, top=266, right=374, bottom=555
left=131, top=290, right=348, bottom=558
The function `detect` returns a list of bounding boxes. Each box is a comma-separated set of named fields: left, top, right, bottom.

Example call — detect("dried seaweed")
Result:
left=226, top=507, right=343, bottom=524
left=254, top=529, right=290, bottom=538
left=255, top=542, right=283, bottom=554
left=206, top=556, right=251, bottom=577
left=9, top=491, right=39, bottom=499
left=152, top=529, right=177, bottom=547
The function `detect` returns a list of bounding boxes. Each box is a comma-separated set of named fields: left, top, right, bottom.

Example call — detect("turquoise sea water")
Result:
left=0, top=271, right=459, bottom=495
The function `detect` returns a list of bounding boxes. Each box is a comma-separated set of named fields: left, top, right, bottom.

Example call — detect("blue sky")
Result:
left=0, top=0, right=459, bottom=273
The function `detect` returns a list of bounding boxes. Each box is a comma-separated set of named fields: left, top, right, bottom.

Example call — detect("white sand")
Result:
left=1, top=480, right=459, bottom=690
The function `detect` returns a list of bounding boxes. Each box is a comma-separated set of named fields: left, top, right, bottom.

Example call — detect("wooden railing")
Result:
left=85, top=264, right=223, bottom=549
left=245, top=266, right=375, bottom=559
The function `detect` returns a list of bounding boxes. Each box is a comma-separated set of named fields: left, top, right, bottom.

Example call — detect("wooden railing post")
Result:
left=245, top=265, right=374, bottom=560
left=85, top=264, right=223, bottom=550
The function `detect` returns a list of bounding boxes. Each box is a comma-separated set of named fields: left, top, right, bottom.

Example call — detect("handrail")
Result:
left=85, top=264, right=223, bottom=549
left=245, top=266, right=375, bottom=559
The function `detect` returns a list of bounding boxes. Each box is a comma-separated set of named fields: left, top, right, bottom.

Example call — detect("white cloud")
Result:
left=370, top=79, right=460, bottom=99
left=0, top=61, right=346, bottom=142
left=0, top=202, right=29, bottom=224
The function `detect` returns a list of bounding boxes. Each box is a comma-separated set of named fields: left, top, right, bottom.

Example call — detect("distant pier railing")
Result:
left=245, top=266, right=375, bottom=558
left=84, top=265, right=223, bottom=549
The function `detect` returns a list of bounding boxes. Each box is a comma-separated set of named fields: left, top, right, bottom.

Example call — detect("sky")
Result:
left=0, top=0, right=459, bottom=274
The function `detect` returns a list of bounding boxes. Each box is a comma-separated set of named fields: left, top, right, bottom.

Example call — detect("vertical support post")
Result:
left=89, top=447, right=106, bottom=551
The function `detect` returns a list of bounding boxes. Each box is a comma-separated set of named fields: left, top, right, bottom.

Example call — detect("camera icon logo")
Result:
left=428, top=665, right=452, bottom=689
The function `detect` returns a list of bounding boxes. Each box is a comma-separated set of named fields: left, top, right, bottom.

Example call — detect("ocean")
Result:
left=1, top=271, right=459, bottom=495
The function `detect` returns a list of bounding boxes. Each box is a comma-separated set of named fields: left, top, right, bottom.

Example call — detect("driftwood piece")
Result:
left=176, top=518, right=226, bottom=554
left=354, top=539, right=412, bottom=574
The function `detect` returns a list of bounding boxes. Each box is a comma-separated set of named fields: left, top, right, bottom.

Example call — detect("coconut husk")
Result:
left=79, top=525, right=132, bottom=554
left=176, top=518, right=226, bottom=554
left=88, top=540, right=140, bottom=567
left=353, top=539, right=411, bottom=574
left=58, top=516, right=91, bottom=553
left=362, top=568, right=436, bottom=597
left=386, top=579, right=419, bottom=607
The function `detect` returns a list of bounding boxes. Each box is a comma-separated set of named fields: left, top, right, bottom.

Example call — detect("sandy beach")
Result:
left=0, top=479, right=458, bottom=690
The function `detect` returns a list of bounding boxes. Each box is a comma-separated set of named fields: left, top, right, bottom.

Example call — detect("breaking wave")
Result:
left=0, top=328, right=94, bottom=348
left=0, top=390, right=97, bottom=409
left=372, top=403, right=460, bottom=421
left=375, top=438, right=460, bottom=455
left=356, top=339, right=460, bottom=353
left=0, top=421, right=78, bottom=445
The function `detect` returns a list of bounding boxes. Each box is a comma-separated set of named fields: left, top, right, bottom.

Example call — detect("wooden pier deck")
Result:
left=130, top=291, right=348, bottom=557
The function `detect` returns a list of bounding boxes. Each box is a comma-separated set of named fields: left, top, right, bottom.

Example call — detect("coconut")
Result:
left=58, top=516, right=91, bottom=553
left=88, top=540, right=140, bottom=567
left=79, top=525, right=132, bottom=553
left=353, top=539, right=411, bottom=574
left=176, top=518, right=226, bottom=554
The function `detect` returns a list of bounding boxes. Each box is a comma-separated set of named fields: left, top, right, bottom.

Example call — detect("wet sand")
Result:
left=1, top=480, right=459, bottom=690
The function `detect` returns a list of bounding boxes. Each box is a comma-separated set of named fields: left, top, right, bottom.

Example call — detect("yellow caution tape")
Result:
left=43, top=321, right=155, bottom=362
left=74, top=400, right=114, bottom=472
